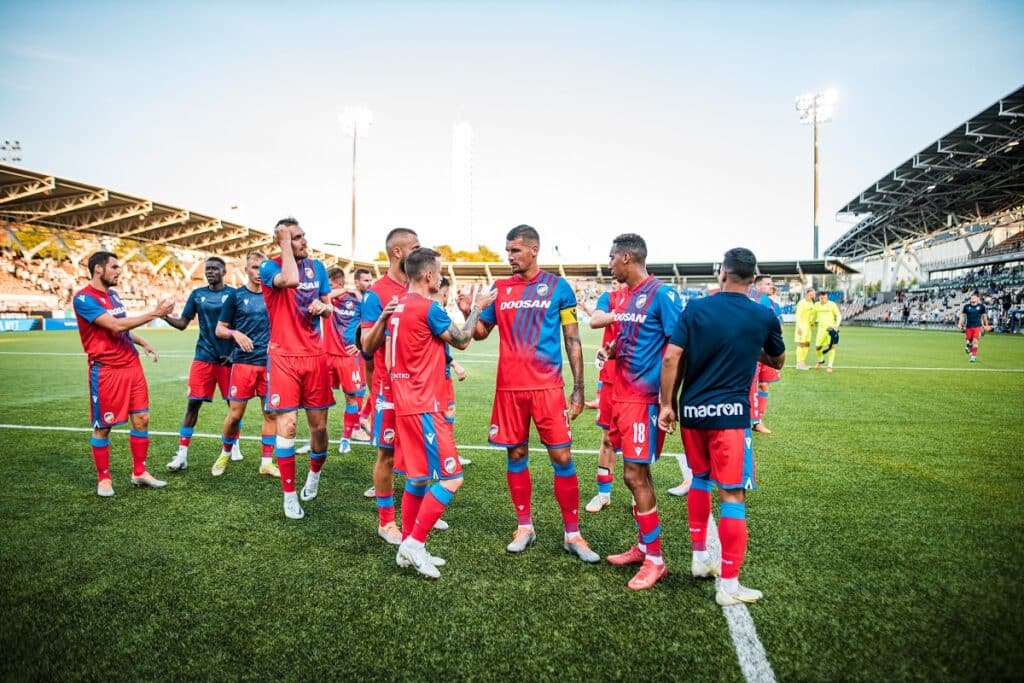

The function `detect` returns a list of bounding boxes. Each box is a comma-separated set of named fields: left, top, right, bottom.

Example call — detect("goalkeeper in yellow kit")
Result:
left=813, top=290, right=842, bottom=372
left=794, top=287, right=817, bottom=369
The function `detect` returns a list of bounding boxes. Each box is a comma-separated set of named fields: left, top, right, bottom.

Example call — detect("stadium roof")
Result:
left=0, top=163, right=358, bottom=266
left=827, top=85, right=1024, bottom=260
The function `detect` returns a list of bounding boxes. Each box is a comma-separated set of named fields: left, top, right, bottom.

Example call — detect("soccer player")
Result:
left=794, top=287, right=816, bottom=370
left=260, top=218, right=336, bottom=520
left=164, top=256, right=236, bottom=472
left=583, top=281, right=628, bottom=513
left=435, top=276, right=471, bottom=467
left=73, top=251, right=173, bottom=496
left=600, top=234, right=682, bottom=590
left=748, top=275, right=782, bottom=433
left=813, top=290, right=842, bottom=372
left=959, top=292, right=992, bottom=363
left=353, top=267, right=376, bottom=435
left=360, top=228, right=420, bottom=542
left=658, top=247, right=785, bottom=605
left=210, top=252, right=279, bottom=478
left=324, top=267, right=366, bottom=453
left=390, top=248, right=494, bottom=578
left=470, top=224, right=598, bottom=563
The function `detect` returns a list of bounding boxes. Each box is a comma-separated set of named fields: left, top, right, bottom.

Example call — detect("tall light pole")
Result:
left=795, top=89, right=838, bottom=259
left=339, top=106, right=373, bottom=259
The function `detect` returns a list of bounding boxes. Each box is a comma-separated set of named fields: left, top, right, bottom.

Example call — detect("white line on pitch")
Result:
left=0, top=423, right=686, bottom=457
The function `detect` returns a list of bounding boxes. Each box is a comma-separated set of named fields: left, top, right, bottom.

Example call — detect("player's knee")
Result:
left=131, top=413, right=149, bottom=430
left=442, top=476, right=464, bottom=493
left=276, top=412, right=298, bottom=437
left=547, top=447, right=572, bottom=467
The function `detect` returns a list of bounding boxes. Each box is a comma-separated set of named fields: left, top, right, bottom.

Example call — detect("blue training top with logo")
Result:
left=181, top=285, right=236, bottom=364
left=219, top=286, right=269, bottom=366
left=962, top=302, right=987, bottom=329
left=670, top=291, right=785, bottom=429
left=612, top=276, right=682, bottom=403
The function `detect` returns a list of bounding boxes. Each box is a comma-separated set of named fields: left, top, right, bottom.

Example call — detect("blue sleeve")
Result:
left=427, top=301, right=452, bottom=336
left=73, top=293, right=107, bottom=323
left=317, top=261, right=330, bottom=297
left=595, top=291, right=610, bottom=313
left=362, top=291, right=383, bottom=326
left=557, top=278, right=577, bottom=309
left=219, top=290, right=237, bottom=325
left=180, top=290, right=197, bottom=321
left=669, top=305, right=690, bottom=349
left=259, top=260, right=282, bottom=289
left=658, top=285, right=682, bottom=337
left=480, top=299, right=496, bottom=325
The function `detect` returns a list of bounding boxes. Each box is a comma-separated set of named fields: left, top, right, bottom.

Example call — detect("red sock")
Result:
left=278, top=455, right=296, bottom=493
left=309, top=450, right=327, bottom=473
left=552, top=462, right=580, bottom=534
left=344, top=409, right=359, bottom=438
left=748, top=376, right=759, bottom=422
left=411, top=484, right=454, bottom=543
left=686, top=480, right=712, bottom=551
left=129, top=431, right=149, bottom=476
left=506, top=459, right=533, bottom=526
left=719, top=516, right=749, bottom=579
left=636, top=507, right=662, bottom=559
left=91, top=436, right=110, bottom=481
left=261, top=434, right=275, bottom=459
left=376, top=490, right=396, bottom=526
left=401, top=485, right=426, bottom=539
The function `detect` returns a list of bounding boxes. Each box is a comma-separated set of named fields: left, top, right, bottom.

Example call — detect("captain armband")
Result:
left=560, top=307, right=578, bottom=326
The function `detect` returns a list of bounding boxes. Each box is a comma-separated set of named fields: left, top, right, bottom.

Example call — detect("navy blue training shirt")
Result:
left=219, top=286, right=269, bottom=366
left=181, top=285, right=236, bottom=364
left=670, top=291, right=785, bottom=429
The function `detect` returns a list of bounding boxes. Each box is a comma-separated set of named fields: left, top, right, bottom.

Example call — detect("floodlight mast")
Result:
left=339, top=106, right=374, bottom=259
left=795, top=89, right=838, bottom=260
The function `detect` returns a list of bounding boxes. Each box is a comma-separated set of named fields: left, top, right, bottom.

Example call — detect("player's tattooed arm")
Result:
left=563, top=323, right=585, bottom=420
left=446, top=288, right=495, bottom=350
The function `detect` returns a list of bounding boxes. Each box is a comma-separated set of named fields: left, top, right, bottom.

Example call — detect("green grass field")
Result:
left=1, top=325, right=1022, bottom=681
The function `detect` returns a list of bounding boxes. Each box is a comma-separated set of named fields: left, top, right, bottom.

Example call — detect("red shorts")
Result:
left=328, top=352, right=366, bottom=396
left=489, top=387, right=571, bottom=449
left=596, top=380, right=614, bottom=429
left=609, top=402, right=665, bottom=464
left=442, top=376, right=455, bottom=413
left=965, top=327, right=982, bottom=342
left=265, top=353, right=334, bottom=412
left=371, top=380, right=396, bottom=450
left=188, top=360, right=230, bottom=401
left=228, top=362, right=267, bottom=402
left=681, top=427, right=756, bottom=490
left=89, top=361, right=148, bottom=428
left=393, top=412, right=463, bottom=483
left=757, top=362, right=781, bottom=383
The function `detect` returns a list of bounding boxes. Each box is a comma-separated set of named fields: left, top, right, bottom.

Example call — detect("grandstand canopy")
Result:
left=827, top=85, right=1024, bottom=260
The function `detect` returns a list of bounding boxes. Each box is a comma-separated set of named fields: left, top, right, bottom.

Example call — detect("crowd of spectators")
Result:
left=851, top=281, right=1024, bottom=333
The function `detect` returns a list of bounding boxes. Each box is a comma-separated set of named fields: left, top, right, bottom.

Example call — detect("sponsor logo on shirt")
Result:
left=500, top=299, right=551, bottom=310
left=682, top=401, right=745, bottom=419
left=613, top=311, right=647, bottom=323
left=297, top=281, right=320, bottom=291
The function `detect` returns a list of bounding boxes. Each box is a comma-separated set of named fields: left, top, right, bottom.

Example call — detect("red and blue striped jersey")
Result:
left=387, top=292, right=452, bottom=416
left=595, top=286, right=629, bottom=384
left=612, top=276, right=682, bottom=403
left=480, top=270, right=577, bottom=391
left=259, top=257, right=331, bottom=357
left=324, top=292, right=361, bottom=355
left=73, top=285, right=138, bottom=367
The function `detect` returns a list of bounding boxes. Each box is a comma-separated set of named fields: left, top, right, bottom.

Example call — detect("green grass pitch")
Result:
left=0, top=325, right=1022, bottom=681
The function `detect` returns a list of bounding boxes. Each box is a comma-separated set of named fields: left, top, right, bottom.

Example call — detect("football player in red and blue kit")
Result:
left=73, top=251, right=173, bottom=496
left=389, top=248, right=494, bottom=578
left=359, top=228, right=420, bottom=544
left=748, top=275, right=782, bottom=434
left=599, top=234, right=682, bottom=590
left=259, top=218, right=336, bottom=520
left=659, top=247, right=785, bottom=606
left=325, top=267, right=366, bottom=454
left=164, top=256, right=236, bottom=472
left=958, top=292, right=992, bottom=363
left=210, top=251, right=279, bottom=479
left=471, top=224, right=598, bottom=563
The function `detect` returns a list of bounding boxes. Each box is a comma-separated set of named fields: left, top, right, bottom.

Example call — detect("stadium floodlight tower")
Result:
left=339, top=106, right=374, bottom=259
left=795, top=88, right=838, bottom=260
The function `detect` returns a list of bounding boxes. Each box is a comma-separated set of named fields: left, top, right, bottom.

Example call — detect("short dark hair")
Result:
left=439, top=276, right=450, bottom=289
left=611, top=233, right=647, bottom=265
left=506, top=224, right=540, bottom=245
left=404, top=247, right=441, bottom=282
left=385, top=228, right=418, bottom=249
left=275, top=217, right=299, bottom=230
left=722, top=247, right=757, bottom=282
left=754, top=275, right=771, bottom=284
left=205, top=256, right=226, bottom=269
left=87, top=251, right=117, bottom=277
left=328, top=267, right=345, bottom=280
left=354, top=268, right=372, bottom=279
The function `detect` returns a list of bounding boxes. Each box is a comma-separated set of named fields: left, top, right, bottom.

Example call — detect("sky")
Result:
left=1, top=1, right=1022, bottom=264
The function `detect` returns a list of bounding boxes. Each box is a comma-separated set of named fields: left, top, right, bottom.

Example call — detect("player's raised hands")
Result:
left=474, top=286, right=496, bottom=310
left=307, top=300, right=331, bottom=317
left=274, top=224, right=293, bottom=247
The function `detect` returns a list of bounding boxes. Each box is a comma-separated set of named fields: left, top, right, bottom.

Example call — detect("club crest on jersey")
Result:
left=489, top=424, right=499, bottom=439
left=269, top=394, right=281, bottom=407
left=635, top=294, right=648, bottom=309
left=344, top=300, right=354, bottom=309
left=304, top=267, right=314, bottom=278
left=383, top=428, right=395, bottom=444
left=536, top=282, right=550, bottom=296
left=103, top=411, right=114, bottom=423
left=443, top=457, right=457, bottom=473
